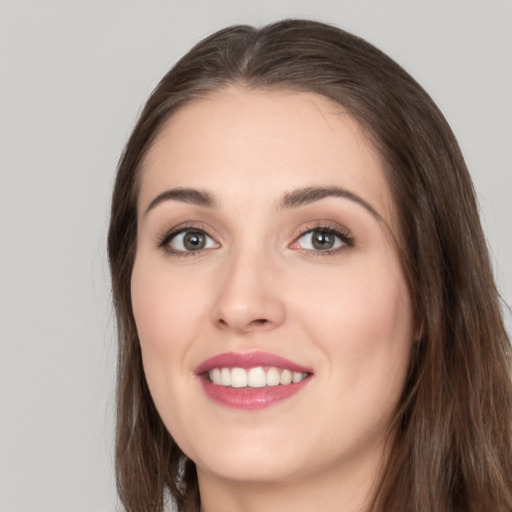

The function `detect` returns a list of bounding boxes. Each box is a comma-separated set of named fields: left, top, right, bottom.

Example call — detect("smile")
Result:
left=196, top=352, right=313, bottom=410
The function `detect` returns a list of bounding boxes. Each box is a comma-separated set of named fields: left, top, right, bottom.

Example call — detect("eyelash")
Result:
left=157, top=224, right=218, bottom=257
left=292, top=224, right=355, bottom=256
left=157, top=223, right=354, bottom=257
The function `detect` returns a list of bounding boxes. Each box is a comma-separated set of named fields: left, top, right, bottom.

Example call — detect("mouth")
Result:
left=195, top=352, right=313, bottom=410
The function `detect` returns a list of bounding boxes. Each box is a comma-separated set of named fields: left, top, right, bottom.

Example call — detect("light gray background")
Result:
left=0, top=1, right=510, bottom=511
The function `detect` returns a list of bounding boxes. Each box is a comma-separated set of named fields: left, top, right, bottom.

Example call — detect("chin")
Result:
left=199, top=452, right=302, bottom=484
left=181, top=428, right=308, bottom=484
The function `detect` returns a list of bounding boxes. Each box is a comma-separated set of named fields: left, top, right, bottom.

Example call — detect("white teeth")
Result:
left=211, top=368, right=222, bottom=385
left=266, top=367, right=281, bottom=386
left=248, top=367, right=266, bottom=388
left=207, top=366, right=308, bottom=388
left=280, top=369, right=292, bottom=385
left=221, top=367, right=231, bottom=386
left=231, top=367, right=248, bottom=388
left=292, top=371, right=304, bottom=383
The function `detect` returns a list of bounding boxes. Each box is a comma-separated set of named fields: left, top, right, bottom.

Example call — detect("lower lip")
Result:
left=199, top=377, right=310, bottom=410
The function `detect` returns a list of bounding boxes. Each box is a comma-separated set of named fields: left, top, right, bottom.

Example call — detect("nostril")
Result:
left=246, top=318, right=271, bottom=331
left=215, top=317, right=271, bottom=332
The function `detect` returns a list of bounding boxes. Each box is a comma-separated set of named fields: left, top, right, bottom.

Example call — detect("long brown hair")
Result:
left=108, top=19, right=512, bottom=512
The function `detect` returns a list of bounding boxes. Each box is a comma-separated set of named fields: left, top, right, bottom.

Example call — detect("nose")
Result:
left=211, top=251, right=286, bottom=334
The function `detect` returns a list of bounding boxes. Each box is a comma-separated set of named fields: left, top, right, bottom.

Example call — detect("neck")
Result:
left=197, top=451, right=384, bottom=512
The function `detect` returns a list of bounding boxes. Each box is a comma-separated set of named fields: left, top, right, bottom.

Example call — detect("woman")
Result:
left=108, top=19, right=512, bottom=512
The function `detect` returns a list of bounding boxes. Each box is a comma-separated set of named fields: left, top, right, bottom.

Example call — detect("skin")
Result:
left=131, top=87, right=415, bottom=512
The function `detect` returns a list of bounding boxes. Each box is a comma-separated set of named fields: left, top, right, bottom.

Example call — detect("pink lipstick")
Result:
left=195, top=351, right=313, bottom=410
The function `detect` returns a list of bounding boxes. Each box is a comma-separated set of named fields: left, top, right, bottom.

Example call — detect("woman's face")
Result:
left=131, top=88, right=414, bottom=487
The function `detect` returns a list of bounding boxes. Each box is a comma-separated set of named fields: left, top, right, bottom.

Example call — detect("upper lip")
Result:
left=195, top=351, right=313, bottom=375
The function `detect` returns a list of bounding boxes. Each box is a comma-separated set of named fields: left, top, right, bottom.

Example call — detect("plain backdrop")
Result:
left=0, top=1, right=510, bottom=511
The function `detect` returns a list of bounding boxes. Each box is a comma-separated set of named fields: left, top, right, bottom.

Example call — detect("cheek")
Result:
left=292, top=255, right=414, bottom=392
left=130, top=258, right=202, bottom=398
left=130, top=258, right=208, bottom=441
left=131, top=258, right=205, bottom=350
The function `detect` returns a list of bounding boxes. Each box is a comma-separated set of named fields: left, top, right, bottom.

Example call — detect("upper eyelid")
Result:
left=157, top=223, right=219, bottom=247
left=293, top=222, right=353, bottom=239
left=159, top=221, right=216, bottom=237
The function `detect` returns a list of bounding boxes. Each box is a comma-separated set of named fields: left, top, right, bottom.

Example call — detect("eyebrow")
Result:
left=280, top=186, right=382, bottom=220
left=144, top=187, right=218, bottom=215
left=144, top=185, right=381, bottom=221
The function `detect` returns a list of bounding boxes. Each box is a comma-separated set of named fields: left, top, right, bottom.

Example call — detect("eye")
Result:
left=292, top=226, right=353, bottom=253
left=164, top=229, right=219, bottom=253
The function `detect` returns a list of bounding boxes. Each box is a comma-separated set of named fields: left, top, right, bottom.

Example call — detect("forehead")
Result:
left=139, top=87, right=395, bottom=223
